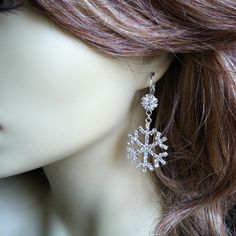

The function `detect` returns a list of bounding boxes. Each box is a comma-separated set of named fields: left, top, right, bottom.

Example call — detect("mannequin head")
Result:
left=0, top=3, right=173, bottom=177
left=0, top=0, right=236, bottom=235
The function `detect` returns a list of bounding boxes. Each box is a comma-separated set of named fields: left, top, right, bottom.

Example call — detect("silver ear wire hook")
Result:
left=149, top=72, right=156, bottom=95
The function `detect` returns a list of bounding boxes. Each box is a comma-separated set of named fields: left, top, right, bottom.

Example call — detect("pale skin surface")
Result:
left=0, top=170, right=50, bottom=236
left=0, top=3, right=174, bottom=236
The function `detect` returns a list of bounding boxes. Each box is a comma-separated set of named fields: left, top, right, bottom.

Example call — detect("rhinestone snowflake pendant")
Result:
left=127, top=72, right=169, bottom=172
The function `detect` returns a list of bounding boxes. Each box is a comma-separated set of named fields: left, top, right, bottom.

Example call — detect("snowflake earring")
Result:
left=127, top=72, right=168, bottom=172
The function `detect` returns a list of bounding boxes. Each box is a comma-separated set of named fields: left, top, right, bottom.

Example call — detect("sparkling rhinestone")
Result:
left=141, top=94, right=158, bottom=111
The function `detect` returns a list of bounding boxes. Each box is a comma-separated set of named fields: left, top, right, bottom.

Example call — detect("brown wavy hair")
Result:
left=26, top=0, right=236, bottom=235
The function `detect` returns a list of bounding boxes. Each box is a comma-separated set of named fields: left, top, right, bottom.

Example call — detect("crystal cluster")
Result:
left=141, top=94, right=158, bottom=111
left=127, top=126, right=168, bottom=172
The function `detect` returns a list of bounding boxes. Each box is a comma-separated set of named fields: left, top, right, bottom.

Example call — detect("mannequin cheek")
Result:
left=0, top=86, right=133, bottom=178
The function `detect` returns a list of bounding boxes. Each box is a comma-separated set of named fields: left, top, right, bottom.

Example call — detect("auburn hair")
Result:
left=27, top=0, right=236, bottom=235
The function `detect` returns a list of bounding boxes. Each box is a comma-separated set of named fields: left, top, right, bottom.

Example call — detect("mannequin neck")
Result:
left=43, top=91, right=161, bottom=236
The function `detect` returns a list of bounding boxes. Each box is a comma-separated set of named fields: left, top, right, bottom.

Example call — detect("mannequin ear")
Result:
left=135, top=53, right=174, bottom=91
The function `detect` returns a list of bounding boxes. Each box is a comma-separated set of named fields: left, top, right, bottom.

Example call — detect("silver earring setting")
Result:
left=127, top=72, right=168, bottom=172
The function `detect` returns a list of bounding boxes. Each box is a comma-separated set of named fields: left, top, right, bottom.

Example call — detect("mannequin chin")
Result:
left=0, top=3, right=173, bottom=178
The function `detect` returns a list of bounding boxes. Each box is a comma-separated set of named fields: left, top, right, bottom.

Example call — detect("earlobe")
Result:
left=135, top=53, right=174, bottom=90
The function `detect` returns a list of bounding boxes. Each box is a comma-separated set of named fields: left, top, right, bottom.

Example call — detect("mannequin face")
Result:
left=0, top=3, right=172, bottom=178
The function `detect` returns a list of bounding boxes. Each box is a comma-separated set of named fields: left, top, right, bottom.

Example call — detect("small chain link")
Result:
left=145, top=111, right=152, bottom=124
left=145, top=117, right=152, bottom=123
left=146, top=110, right=152, bottom=116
